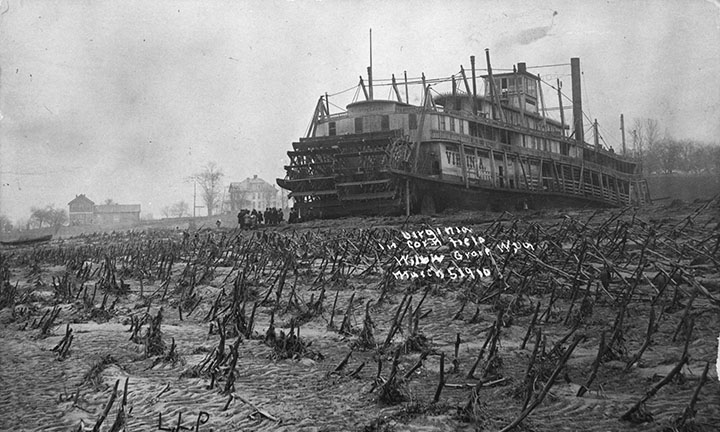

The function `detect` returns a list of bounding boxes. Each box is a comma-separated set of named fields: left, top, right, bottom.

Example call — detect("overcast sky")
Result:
left=1, top=0, right=719, bottom=223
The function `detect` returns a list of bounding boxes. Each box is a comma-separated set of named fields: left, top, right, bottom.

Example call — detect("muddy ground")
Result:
left=1, top=200, right=719, bottom=432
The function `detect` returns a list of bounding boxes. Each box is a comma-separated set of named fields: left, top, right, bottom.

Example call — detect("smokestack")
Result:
left=571, top=58, right=583, bottom=145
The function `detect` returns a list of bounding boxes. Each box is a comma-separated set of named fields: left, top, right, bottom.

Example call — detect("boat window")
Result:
left=409, top=113, right=417, bottom=129
left=469, top=122, right=477, bottom=137
left=500, top=129, right=510, bottom=144
left=329, top=122, right=336, bottom=136
left=560, top=142, right=569, bottom=156
left=381, top=115, right=390, bottom=131
left=355, top=117, right=363, bottom=134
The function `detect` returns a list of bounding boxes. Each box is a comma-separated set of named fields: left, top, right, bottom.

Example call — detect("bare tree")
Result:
left=632, top=118, right=661, bottom=174
left=191, top=162, right=224, bottom=216
left=170, top=200, right=190, bottom=218
left=48, top=208, right=67, bottom=227
left=29, top=206, right=50, bottom=228
left=29, top=205, right=66, bottom=228
left=657, top=138, right=682, bottom=174
left=0, top=215, right=13, bottom=233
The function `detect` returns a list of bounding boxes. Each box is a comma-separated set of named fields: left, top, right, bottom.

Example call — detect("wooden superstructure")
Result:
left=277, top=53, right=650, bottom=218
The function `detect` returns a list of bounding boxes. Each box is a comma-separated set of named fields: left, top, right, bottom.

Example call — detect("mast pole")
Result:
left=557, top=79, right=565, bottom=137
left=470, top=55, right=477, bottom=115
left=594, top=119, right=599, bottom=151
left=460, top=66, right=471, bottom=95
left=451, top=75, right=457, bottom=110
left=620, top=114, right=626, bottom=155
left=485, top=49, right=504, bottom=121
left=359, top=76, right=369, bottom=101
left=538, top=73, right=547, bottom=127
left=594, top=118, right=600, bottom=163
left=368, top=29, right=373, bottom=101
left=392, top=74, right=403, bottom=103
left=404, top=71, right=409, bottom=103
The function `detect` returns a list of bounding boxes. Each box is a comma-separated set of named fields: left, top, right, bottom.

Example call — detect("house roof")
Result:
left=68, top=194, right=95, bottom=206
left=94, top=204, right=141, bottom=213
left=229, top=175, right=277, bottom=193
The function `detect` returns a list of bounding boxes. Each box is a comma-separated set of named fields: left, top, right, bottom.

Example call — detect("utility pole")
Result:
left=193, top=180, right=196, bottom=218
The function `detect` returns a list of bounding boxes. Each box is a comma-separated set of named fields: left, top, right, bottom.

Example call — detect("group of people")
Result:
left=237, top=207, right=284, bottom=229
left=287, top=207, right=300, bottom=224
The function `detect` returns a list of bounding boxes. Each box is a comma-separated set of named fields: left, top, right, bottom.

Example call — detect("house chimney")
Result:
left=254, top=174, right=258, bottom=179
left=517, top=62, right=526, bottom=74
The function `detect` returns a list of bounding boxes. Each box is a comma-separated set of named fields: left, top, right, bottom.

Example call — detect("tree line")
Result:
left=0, top=205, right=68, bottom=233
left=631, top=118, right=720, bottom=175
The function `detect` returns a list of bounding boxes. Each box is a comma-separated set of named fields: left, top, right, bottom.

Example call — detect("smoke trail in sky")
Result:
left=497, top=11, right=558, bottom=49
left=704, top=0, right=720, bottom=11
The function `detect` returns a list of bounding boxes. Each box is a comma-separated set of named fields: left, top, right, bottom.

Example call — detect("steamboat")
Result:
left=277, top=49, right=650, bottom=219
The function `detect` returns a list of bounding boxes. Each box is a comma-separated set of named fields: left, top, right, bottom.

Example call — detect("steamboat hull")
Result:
left=278, top=56, right=650, bottom=219
left=394, top=170, right=614, bottom=214
left=278, top=130, right=646, bottom=219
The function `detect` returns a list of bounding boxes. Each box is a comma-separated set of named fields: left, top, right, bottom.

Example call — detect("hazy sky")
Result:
left=1, top=0, right=719, bottom=222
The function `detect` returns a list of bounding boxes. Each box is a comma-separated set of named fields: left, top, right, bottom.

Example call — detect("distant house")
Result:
left=67, top=195, right=141, bottom=225
left=94, top=204, right=141, bottom=225
left=68, top=194, right=95, bottom=225
left=227, top=175, right=287, bottom=212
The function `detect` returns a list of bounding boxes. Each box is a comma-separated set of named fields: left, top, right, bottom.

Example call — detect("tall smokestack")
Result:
left=571, top=57, right=583, bottom=145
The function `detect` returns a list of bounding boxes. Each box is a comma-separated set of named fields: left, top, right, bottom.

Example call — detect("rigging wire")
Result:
left=327, top=85, right=361, bottom=98
left=324, top=62, right=626, bottom=149
left=526, top=63, right=571, bottom=69
left=328, top=101, right=345, bottom=112
left=539, top=71, right=621, bottom=148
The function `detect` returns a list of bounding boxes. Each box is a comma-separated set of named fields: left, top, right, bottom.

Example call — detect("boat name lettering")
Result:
left=400, top=226, right=472, bottom=240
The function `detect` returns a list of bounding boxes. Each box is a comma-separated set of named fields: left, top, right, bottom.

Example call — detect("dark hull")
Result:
left=396, top=171, right=613, bottom=214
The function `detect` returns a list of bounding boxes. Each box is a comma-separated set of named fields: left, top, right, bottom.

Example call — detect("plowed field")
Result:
left=1, top=201, right=719, bottom=432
